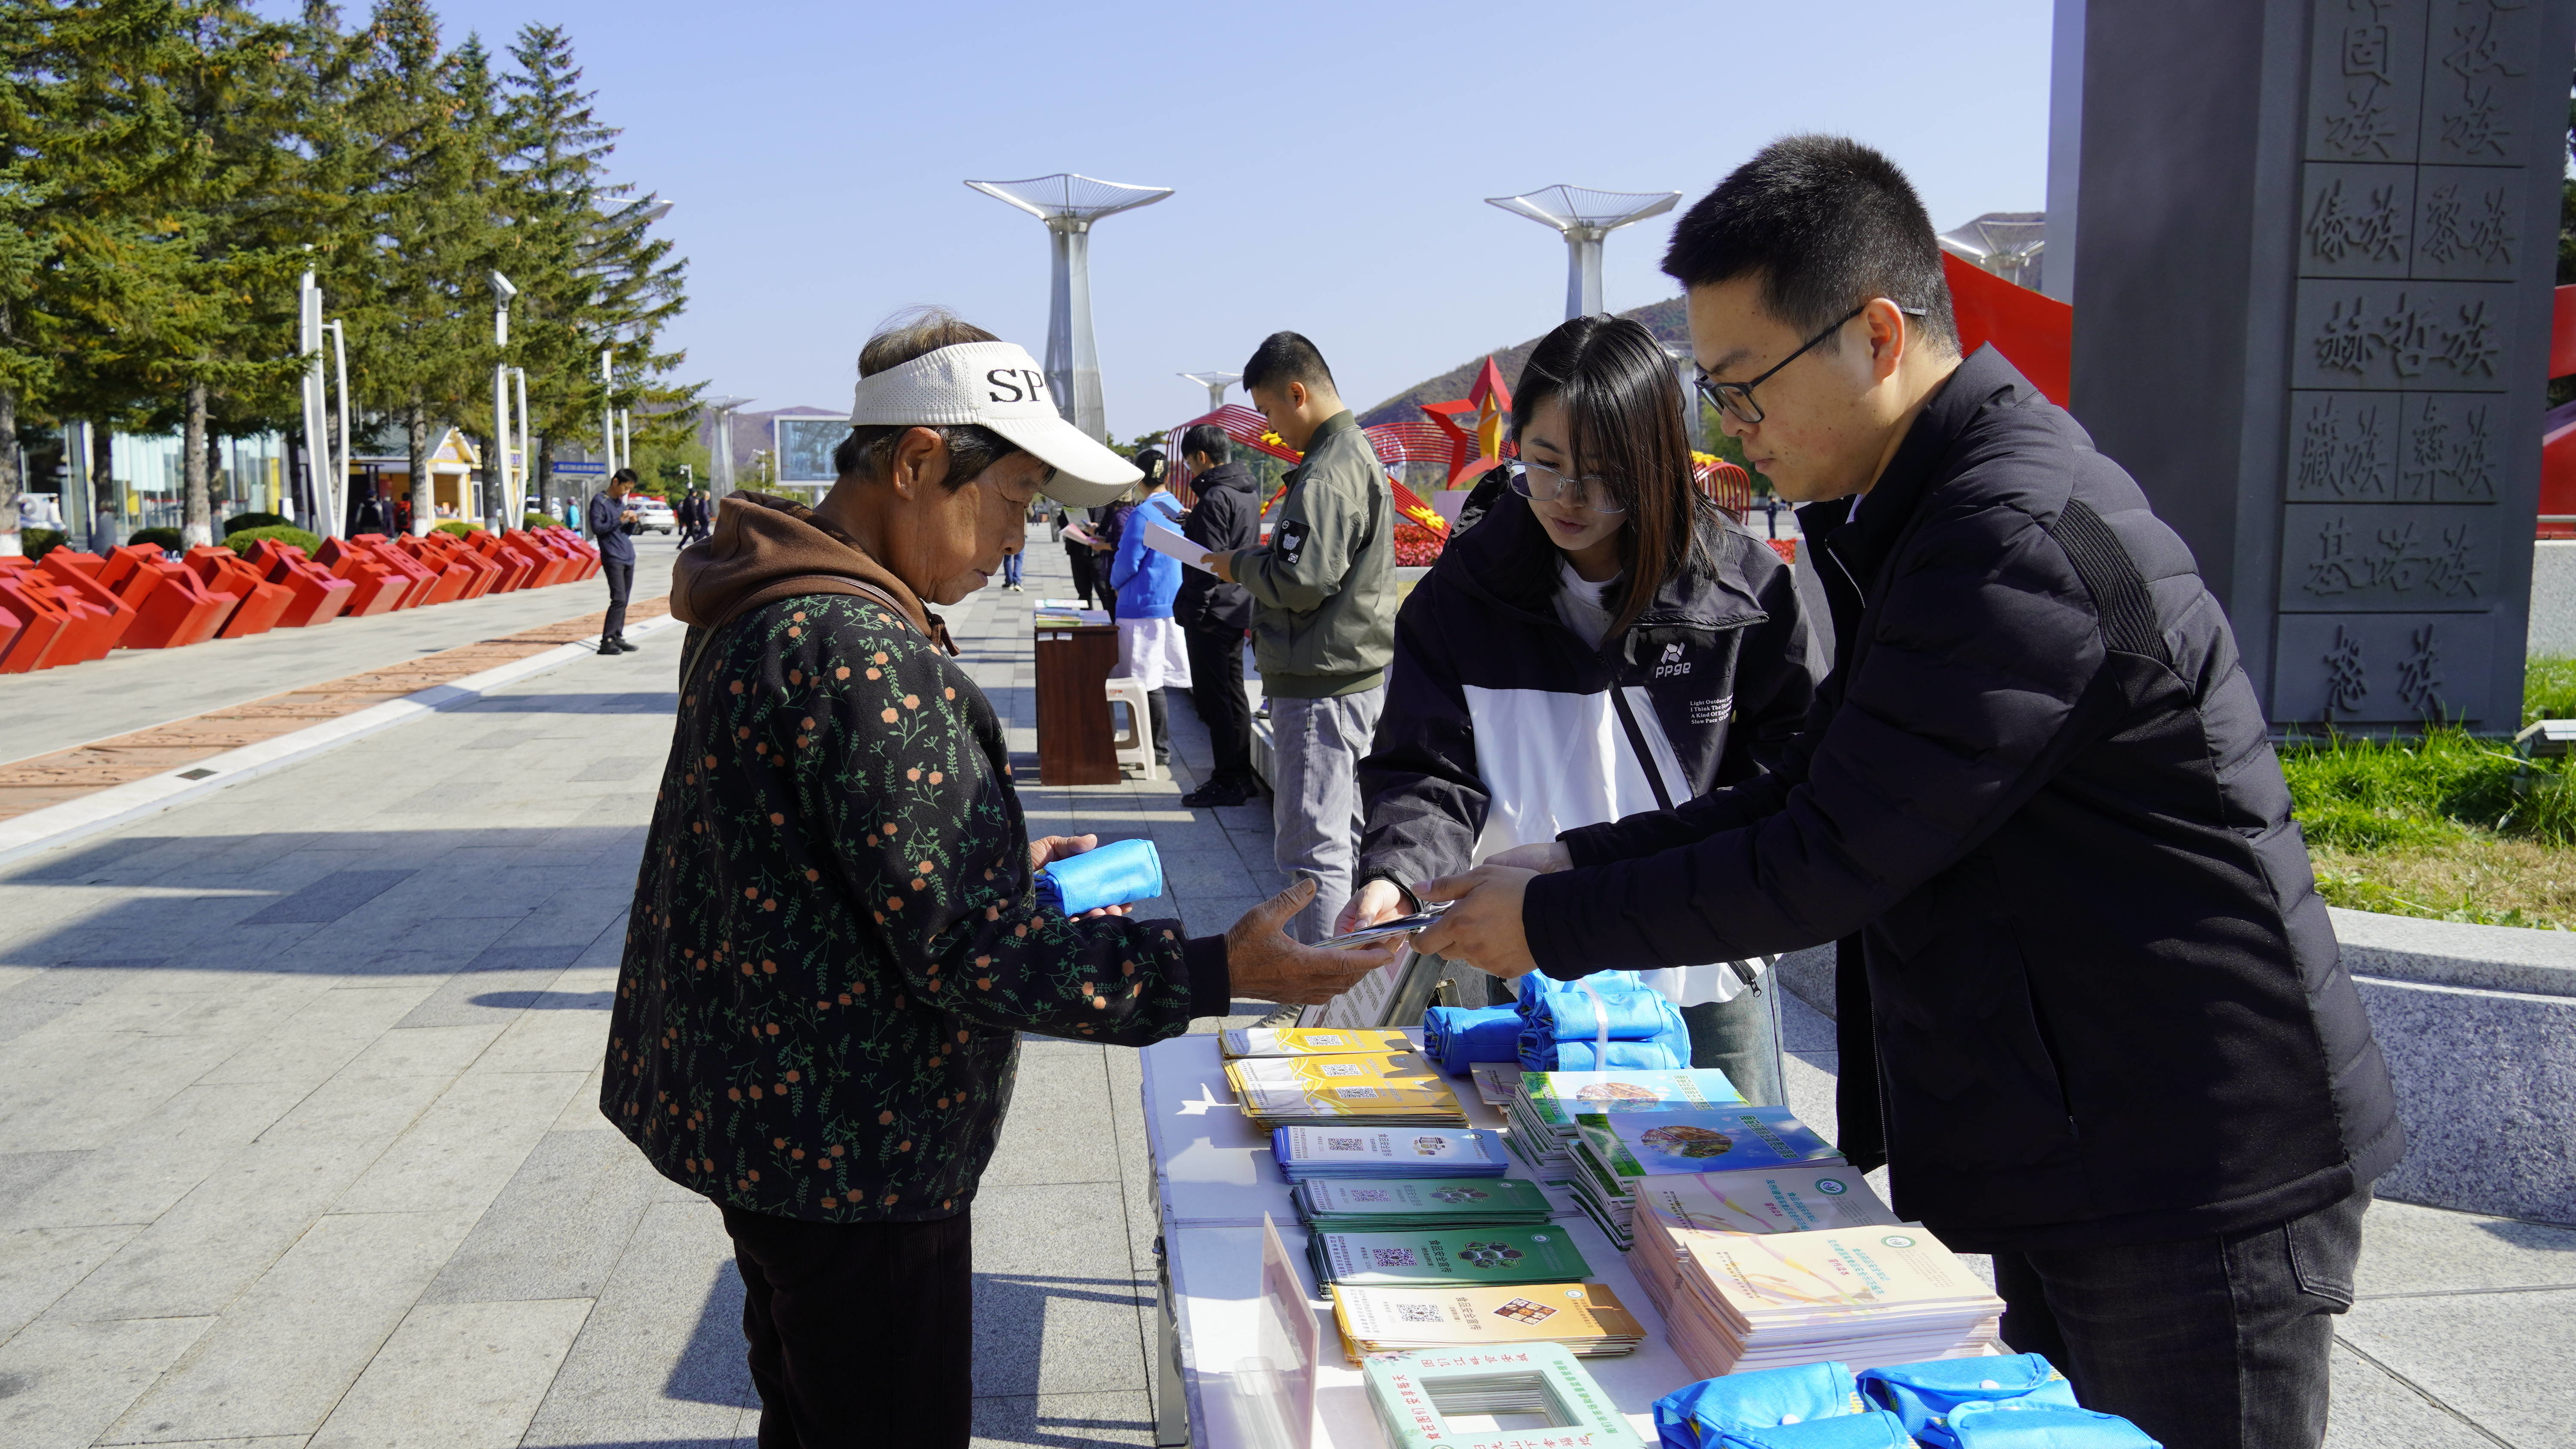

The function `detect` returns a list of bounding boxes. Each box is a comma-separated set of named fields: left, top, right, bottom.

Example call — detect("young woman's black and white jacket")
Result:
left=1355, top=492, right=1827, bottom=1001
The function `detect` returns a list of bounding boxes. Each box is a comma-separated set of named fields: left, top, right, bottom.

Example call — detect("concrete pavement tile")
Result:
left=2336, top=1287, right=2576, bottom=1448
left=50, top=1136, right=386, bottom=1323
left=332, top=1070, right=587, bottom=1216
left=0, top=997, right=76, bottom=1046
left=2323, top=1342, right=2497, bottom=1449
left=2354, top=1200, right=2576, bottom=1297
left=1, top=961, right=167, bottom=1006
left=0, top=1037, right=247, bottom=1153
left=553, top=1067, right=612, bottom=1132
left=1175, top=894, right=1262, bottom=938
left=0, top=1315, right=215, bottom=1449
left=468, top=1002, right=610, bottom=1076
left=258, top=1073, right=451, bottom=1146
left=305, top=1298, right=593, bottom=1449
left=489, top=898, right=631, bottom=951
left=574, top=756, right=653, bottom=782
left=1777, top=987, right=1837, bottom=1053
left=518, top=1199, right=753, bottom=1448
left=197, top=985, right=441, bottom=1086
left=0, top=1134, right=253, bottom=1231
left=331, top=1023, right=506, bottom=1079
left=238, top=871, right=417, bottom=927
left=0, top=1152, right=90, bottom=1216
left=982, top=1049, right=1115, bottom=1188
left=971, top=1183, right=1150, bottom=1398
left=279, top=912, right=525, bottom=966
left=0, top=1223, right=143, bottom=1338
left=420, top=1131, right=661, bottom=1305
left=970, top=1391, right=1158, bottom=1448
left=98, top=1207, right=480, bottom=1444
left=393, top=970, right=562, bottom=1031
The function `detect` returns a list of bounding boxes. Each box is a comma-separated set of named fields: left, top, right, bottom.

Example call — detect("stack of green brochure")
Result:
left=1292, top=1176, right=1555, bottom=1232
left=1309, top=1225, right=1594, bottom=1289
left=1501, top=1068, right=1747, bottom=1172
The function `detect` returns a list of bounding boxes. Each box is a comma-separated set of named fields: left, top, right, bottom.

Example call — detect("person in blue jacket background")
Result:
left=1107, top=449, right=1192, bottom=770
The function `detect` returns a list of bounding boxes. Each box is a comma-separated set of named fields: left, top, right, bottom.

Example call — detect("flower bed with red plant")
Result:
left=1394, top=520, right=1446, bottom=568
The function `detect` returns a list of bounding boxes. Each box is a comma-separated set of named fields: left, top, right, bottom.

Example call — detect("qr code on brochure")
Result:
left=1349, top=1189, right=1392, bottom=1202
left=1320, top=1062, right=1362, bottom=1077
left=1367, top=1247, right=1420, bottom=1267
left=1394, top=1303, right=1445, bottom=1325
left=1326, top=1137, right=1366, bottom=1152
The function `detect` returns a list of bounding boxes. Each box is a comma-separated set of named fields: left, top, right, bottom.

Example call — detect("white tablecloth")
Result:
left=1139, top=1033, right=1699, bottom=1446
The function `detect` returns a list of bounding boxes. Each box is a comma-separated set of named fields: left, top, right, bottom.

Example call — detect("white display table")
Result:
left=1139, top=1033, right=1698, bottom=1446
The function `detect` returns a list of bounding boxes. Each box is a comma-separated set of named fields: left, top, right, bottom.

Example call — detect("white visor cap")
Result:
left=848, top=340, right=1141, bottom=507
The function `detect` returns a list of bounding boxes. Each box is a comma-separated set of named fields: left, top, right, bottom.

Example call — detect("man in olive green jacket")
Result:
left=1209, top=331, right=1395, bottom=943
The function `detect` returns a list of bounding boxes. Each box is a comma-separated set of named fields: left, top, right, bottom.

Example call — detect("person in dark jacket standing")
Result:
left=1173, top=423, right=1261, bottom=807
left=588, top=469, right=642, bottom=655
left=1413, top=137, right=2401, bottom=1449
left=1343, top=315, right=1825, bottom=1100
left=1058, top=507, right=1101, bottom=607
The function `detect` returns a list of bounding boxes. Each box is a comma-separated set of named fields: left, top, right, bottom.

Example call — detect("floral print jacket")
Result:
left=605, top=594, right=1230, bottom=1222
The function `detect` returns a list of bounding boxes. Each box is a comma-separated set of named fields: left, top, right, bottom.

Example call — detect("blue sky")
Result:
left=352, top=0, right=2055, bottom=436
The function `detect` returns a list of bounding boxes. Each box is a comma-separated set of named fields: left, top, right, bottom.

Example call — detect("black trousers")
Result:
left=1994, top=1188, right=2369, bottom=1449
left=1146, top=686, right=1170, bottom=765
left=1185, top=624, right=1252, bottom=782
left=722, top=1204, right=975, bottom=1449
left=602, top=561, right=634, bottom=640
left=1064, top=547, right=1097, bottom=607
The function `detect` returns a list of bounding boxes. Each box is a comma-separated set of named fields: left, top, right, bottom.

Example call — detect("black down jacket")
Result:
left=1357, top=491, right=1825, bottom=898
left=1523, top=346, right=2403, bottom=1253
left=1174, top=462, right=1259, bottom=633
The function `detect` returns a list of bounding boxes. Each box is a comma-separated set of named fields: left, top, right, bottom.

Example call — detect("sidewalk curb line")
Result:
left=0, top=613, right=686, bottom=870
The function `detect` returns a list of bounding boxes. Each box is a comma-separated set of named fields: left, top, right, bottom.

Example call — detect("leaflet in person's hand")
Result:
left=1140, top=519, right=1215, bottom=573
left=1061, top=521, right=1100, bottom=546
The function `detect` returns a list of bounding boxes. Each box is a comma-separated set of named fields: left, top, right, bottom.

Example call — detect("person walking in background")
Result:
left=1205, top=332, right=1395, bottom=944
left=1106, top=449, right=1190, bottom=770
left=1173, top=423, right=1260, bottom=808
left=589, top=468, right=642, bottom=655
left=1000, top=526, right=1026, bottom=591
left=1340, top=313, right=1824, bottom=1100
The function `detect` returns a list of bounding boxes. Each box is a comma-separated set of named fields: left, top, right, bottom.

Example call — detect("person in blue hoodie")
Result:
left=1107, top=449, right=1192, bottom=770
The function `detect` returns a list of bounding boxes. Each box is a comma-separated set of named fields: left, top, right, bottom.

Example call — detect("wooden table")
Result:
left=1034, top=619, right=1120, bottom=785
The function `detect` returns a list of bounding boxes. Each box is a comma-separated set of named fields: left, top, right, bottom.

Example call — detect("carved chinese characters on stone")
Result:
left=2396, top=624, right=2445, bottom=712
left=2307, top=0, right=2427, bottom=163
left=2290, top=393, right=2396, bottom=497
left=2411, top=166, right=2523, bottom=280
left=2292, top=280, right=2515, bottom=389
left=2282, top=503, right=2493, bottom=610
left=2399, top=394, right=2500, bottom=500
left=2421, top=0, right=2539, bottom=165
left=2275, top=612, right=2496, bottom=724
left=2300, top=165, right=2415, bottom=276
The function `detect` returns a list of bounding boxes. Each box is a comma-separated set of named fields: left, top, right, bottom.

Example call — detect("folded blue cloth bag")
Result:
left=1653, top=1361, right=1866, bottom=1449
left=1946, top=1402, right=2160, bottom=1449
left=1521, top=1036, right=1689, bottom=1072
left=1714, top=1410, right=1918, bottom=1449
left=1858, top=1355, right=2077, bottom=1448
left=1033, top=838, right=1162, bottom=915
left=1424, top=1005, right=1521, bottom=1074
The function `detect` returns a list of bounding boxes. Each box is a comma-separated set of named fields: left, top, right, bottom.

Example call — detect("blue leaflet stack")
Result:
left=1422, top=1005, right=1522, bottom=1075
left=1269, top=1124, right=1513, bottom=1182
left=1516, top=971, right=1691, bottom=1072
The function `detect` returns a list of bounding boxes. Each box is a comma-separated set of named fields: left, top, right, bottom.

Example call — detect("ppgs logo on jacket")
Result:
left=1276, top=519, right=1310, bottom=566
left=1653, top=641, right=1692, bottom=679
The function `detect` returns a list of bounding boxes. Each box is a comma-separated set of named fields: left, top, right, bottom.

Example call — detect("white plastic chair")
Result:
left=1104, top=677, right=1157, bottom=779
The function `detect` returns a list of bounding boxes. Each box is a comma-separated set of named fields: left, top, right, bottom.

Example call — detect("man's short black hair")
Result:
left=1180, top=423, right=1230, bottom=464
left=1242, top=331, right=1335, bottom=394
left=1662, top=135, right=1957, bottom=354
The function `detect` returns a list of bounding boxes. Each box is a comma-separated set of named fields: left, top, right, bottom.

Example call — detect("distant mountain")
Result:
left=1358, top=297, right=1690, bottom=427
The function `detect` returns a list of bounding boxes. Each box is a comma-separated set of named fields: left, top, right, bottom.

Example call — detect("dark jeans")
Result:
left=1185, top=625, right=1252, bottom=782
left=602, top=561, right=634, bottom=640
left=1993, top=1188, right=2369, bottom=1449
left=1678, top=975, right=1783, bottom=1106
left=1146, top=686, right=1171, bottom=766
left=1065, top=547, right=1097, bottom=607
left=722, top=1204, right=975, bottom=1449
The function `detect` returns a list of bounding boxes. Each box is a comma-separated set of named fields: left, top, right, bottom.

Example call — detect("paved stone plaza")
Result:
left=0, top=530, right=2566, bottom=1448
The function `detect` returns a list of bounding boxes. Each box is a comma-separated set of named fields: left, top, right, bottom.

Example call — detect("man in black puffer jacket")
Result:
left=1415, top=138, right=2400, bottom=1449
left=1174, top=424, right=1262, bottom=806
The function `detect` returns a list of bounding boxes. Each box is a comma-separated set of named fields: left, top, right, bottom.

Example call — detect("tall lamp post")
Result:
left=1178, top=371, right=1240, bottom=413
left=321, top=318, right=353, bottom=529
left=963, top=173, right=1173, bottom=442
left=297, top=270, right=335, bottom=537
left=1485, top=185, right=1682, bottom=320
left=490, top=271, right=518, bottom=533
left=704, top=396, right=751, bottom=503
left=599, top=347, right=615, bottom=474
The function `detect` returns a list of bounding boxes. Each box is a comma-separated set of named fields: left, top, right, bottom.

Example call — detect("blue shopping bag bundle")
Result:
left=1420, top=969, right=1693, bottom=1075
left=1652, top=1353, right=2161, bottom=1449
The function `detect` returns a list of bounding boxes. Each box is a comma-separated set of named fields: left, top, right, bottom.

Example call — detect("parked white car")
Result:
left=632, top=498, right=677, bottom=535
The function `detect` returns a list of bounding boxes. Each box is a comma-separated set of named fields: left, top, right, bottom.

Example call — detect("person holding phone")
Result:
left=1340, top=314, right=1823, bottom=1099
left=588, top=468, right=644, bottom=655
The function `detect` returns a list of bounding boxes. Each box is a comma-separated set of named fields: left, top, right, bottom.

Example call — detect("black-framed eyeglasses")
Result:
left=1504, top=458, right=1626, bottom=514
left=1694, top=302, right=1929, bottom=427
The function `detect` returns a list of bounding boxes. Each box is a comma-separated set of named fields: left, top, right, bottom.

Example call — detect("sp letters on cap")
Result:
left=985, top=369, right=1048, bottom=404
left=1276, top=519, right=1311, bottom=566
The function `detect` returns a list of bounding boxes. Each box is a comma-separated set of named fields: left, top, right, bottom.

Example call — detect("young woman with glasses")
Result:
left=1343, top=314, right=1827, bottom=1100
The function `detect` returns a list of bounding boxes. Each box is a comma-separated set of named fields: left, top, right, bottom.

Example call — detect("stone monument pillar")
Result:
left=2069, top=0, right=2573, bottom=731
